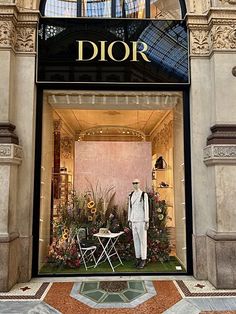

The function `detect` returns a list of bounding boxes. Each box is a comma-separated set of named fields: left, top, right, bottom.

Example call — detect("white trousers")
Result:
left=132, top=222, right=147, bottom=260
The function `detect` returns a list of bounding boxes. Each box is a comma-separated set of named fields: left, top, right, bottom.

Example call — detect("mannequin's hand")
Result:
left=145, top=222, right=149, bottom=230
left=128, top=221, right=132, bottom=229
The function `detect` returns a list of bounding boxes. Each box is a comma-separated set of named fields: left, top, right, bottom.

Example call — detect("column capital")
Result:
left=0, top=5, right=39, bottom=53
left=0, top=143, right=23, bottom=164
left=187, top=9, right=236, bottom=57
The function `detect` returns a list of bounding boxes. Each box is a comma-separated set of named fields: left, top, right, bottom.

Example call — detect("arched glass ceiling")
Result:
left=41, top=0, right=186, bottom=19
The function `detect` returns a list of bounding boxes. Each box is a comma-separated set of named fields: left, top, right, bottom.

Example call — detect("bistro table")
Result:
left=93, top=231, right=124, bottom=272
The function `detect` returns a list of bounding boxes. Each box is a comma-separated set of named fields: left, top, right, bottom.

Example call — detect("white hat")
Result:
left=132, top=179, right=140, bottom=183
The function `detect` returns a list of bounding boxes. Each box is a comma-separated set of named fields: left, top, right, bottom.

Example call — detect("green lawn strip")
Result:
left=39, top=256, right=185, bottom=274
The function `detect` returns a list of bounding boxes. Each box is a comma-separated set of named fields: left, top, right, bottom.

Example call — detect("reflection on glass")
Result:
left=82, top=0, right=111, bottom=17
left=116, top=0, right=145, bottom=18
left=150, top=0, right=181, bottom=19
left=45, top=0, right=77, bottom=17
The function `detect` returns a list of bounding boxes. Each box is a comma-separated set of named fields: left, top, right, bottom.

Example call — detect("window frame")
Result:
left=39, top=0, right=187, bottom=19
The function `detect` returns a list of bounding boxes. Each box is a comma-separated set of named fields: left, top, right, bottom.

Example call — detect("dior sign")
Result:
left=38, top=19, right=188, bottom=83
left=76, top=40, right=151, bottom=62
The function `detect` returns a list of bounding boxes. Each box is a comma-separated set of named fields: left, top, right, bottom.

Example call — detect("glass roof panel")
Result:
left=45, top=0, right=77, bottom=17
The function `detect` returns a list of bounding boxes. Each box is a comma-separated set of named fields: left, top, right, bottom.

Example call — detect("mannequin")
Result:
left=128, top=179, right=149, bottom=269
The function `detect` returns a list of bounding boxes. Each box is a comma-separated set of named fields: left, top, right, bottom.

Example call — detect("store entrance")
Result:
left=36, top=89, right=189, bottom=275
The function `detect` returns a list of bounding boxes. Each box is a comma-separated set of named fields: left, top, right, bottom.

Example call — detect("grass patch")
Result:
left=39, top=256, right=185, bottom=275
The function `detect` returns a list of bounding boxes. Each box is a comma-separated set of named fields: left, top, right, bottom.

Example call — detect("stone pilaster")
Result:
left=203, top=128, right=236, bottom=288
left=0, top=143, right=22, bottom=291
left=0, top=3, right=38, bottom=290
left=187, top=4, right=236, bottom=288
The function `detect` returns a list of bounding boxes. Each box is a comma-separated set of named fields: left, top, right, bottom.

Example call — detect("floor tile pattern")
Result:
left=0, top=279, right=236, bottom=313
left=70, top=280, right=156, bottom=308
left=176, top=281, right=236, bottom=297
left=0, top=282, right=50, bottom=300
left=44, top=281, right=182, bottom=314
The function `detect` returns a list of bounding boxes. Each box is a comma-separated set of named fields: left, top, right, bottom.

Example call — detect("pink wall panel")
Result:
left=74, top=141, right=152, bottom=208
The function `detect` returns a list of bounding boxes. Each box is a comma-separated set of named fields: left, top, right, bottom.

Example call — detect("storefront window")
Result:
left=38, top=91, right=187, bottom=275
left=42, top=0, right=185, bottom=18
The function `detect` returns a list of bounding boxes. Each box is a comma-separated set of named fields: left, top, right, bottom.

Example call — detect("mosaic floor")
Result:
left=0, top=277, right=236, bottom=314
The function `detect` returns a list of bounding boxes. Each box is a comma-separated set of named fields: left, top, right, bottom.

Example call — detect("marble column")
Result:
left=188, top=4, right=236, bottom=288
left=0, top=3, right=38, bottom=290
left=0, top=143, right=22, bottom=291
left=204, top=128, right=236, bottom=288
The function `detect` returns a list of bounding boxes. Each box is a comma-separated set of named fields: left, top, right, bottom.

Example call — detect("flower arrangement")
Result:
left=47, top=181, right=117, bottom=267
left=47, top=182, right=171, bottom=268
left=47, top=234, right=80, bottom=268
left=147, top=191, right=171, bottom=262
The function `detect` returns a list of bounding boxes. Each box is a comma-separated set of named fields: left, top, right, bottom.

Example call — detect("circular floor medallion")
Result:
left=99, top=281, right=128, bottom=292
left=70, top=280, right=157, bottom=308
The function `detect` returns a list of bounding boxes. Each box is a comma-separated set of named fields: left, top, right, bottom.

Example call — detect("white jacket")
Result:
left=128, top=189, right=149, bottom=222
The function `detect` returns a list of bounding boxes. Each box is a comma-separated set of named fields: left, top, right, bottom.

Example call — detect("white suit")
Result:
left=128, top=189, right=149, bottom=260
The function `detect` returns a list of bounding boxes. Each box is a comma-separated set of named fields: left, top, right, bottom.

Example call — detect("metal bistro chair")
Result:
left=76, top=228, right=97, bottom=270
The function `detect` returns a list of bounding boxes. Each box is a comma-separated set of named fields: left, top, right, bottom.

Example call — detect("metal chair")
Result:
left=76, top=229, right=97, bottom=270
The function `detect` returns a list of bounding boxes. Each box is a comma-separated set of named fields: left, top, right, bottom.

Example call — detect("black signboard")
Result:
left=37, top=18, right=189, bottom=84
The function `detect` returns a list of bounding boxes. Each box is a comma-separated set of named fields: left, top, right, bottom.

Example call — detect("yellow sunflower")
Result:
left=63, top=228, right=69, bottom=234
left=91, top=207, right=97, bottom=214
left=87, top=201, right=95, bottom=209
left=88, top=215, right=93, bottom=221
left=62, top=233, right=68, bottom=240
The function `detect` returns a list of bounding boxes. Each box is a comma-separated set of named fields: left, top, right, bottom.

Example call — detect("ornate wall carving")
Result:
left=0, top=5, right=38, bottom=52
left=15, top=25, right=35, bottom=52
left=0, top=144, right=23, bottom=164
left=0, top=20, right=16, bottom=48
left=151, top=120, right=173, bottom=152
left=61, top=137, right=73, bottom=160
left=191, top=29, right=210, bottom=55
left=0, top=144, right=11, bottom=157
left=188, top=6, right=236, bottom=56
left=204, top=144, right=236, bottom=165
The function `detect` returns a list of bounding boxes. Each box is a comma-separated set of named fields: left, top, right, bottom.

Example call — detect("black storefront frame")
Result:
left=32, top=82, right=193, bottom=277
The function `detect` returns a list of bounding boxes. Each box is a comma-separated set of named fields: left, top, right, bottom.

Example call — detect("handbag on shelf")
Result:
left=155, top=156, right=167, bottom=170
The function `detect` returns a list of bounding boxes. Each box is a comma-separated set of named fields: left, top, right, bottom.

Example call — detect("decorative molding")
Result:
left=207, top=229, right=236, bottom=241
left=204, top=144, right=236, bottom=165
left=0, top=20, right=16, bottom=48
left=0, top=144, right=11, bottom=157
left=188, top=11, right=236, bottom=56
left=15, top=24, right=35, bottom=52
left=0, top=6, right=38, bottom=52
left=191, top=29, right=210, bottom=55
left=48, top=91, right=181, bottom=110
left=54, top=119, right=62, bottom=133
left=211, top=24, right=236, bottom=50
left=0, top=123, right=19, bottom=144
left=0, top=144, right=22, bottom=164
left=207, top=124, right=236, bottom=145
left=61, top=137, right=73, bottom=159
left=152, top=120, right=173, bottom=149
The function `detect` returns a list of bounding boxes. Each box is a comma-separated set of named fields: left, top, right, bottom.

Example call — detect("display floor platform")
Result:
left=1, top=277, right=236, bottom=313
left=39, top=257, right=185, bottom=275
